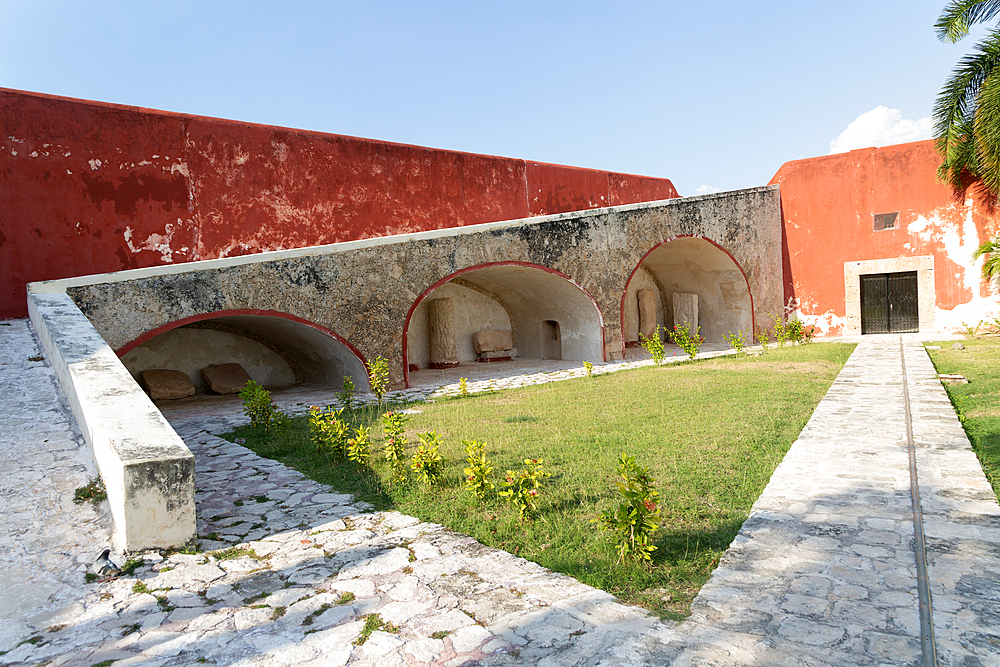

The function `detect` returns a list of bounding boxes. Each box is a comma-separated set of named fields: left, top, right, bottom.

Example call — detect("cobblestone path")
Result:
left=2, top=321, right=998, bottom=666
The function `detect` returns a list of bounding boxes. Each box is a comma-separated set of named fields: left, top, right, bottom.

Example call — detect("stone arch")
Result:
left=117, top=309, right=370, bottom=393
left=622, top=236, right=754, bottom=344
left=403, top=262, right=605, bottom=386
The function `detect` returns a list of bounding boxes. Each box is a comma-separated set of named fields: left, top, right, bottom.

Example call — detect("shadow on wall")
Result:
left=623, top=237, right=754, bottom=344
left=405, top=263, right=604, bottom=372
left=119, top=313, right=371, bottom=394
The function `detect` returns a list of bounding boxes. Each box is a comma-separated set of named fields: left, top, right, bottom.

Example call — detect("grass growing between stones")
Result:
left=926, top=338, right=1000, bottom=501
left=227, top=343, right=854, bottom=619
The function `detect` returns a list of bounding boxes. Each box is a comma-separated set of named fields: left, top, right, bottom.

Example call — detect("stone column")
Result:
left=428, top=298, right=459, bottom=368
left=673, top=293, right=699, bottom=332
left=637, top=289, right=657, bottom=340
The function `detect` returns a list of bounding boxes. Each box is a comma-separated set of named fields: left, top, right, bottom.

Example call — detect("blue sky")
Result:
left=0, top=1, right=988, bottom=196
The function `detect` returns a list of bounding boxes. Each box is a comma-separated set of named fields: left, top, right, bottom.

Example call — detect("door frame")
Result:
left=843, top=256, right=934, bottom=335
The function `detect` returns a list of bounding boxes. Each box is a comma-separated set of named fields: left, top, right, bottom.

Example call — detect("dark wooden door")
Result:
left=860, top=271, right=918, bottom=334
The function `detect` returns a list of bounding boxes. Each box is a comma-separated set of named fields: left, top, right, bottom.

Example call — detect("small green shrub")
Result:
left=347, top=425, right=372, bottom=464
left=411, top=432, right=445, bottom=485
left=597, top=454, right=661, bottom=564
left=498, top=458, right=549, bottom=521
left=638, top=325, right=667, bottom=365
left=367, top=357, right=390, bottom=404
left=382, top=411, right=409, bottom=484
left=240, top=381, right=277, bottom=429
left=758, top=329, right=770, bottom=350
left=462, top=439, right=495, bottom=501
left=668, top=323, right=704, bottom=359
left=583, top=361, right=594, bottom=377
left=337, top=376, right=356, bottom=410
left=724, top=330, right=747, bottom=355
left=771, top=315, right=789, bottom=347
left=459, top=377, right=469, bottom=397
left=309, top=405, right=350, bottom=458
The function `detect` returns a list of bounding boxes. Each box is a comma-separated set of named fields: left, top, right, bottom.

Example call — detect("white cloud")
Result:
left=695, top=185, right=722, bottom=195
left=829, top=106, right=932, bottom=154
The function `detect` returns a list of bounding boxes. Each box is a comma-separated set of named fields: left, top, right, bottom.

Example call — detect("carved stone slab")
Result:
left=141, top=369, right=196, bottom=401
left=473, top=330, right=513, bottom=354
left=637, top=289, right=657, bottom=340
left=429, top=298, right=459, bottom=368
left=673, top=293, right=699, bottom=332
left=202, top=363, right=253, bottom=394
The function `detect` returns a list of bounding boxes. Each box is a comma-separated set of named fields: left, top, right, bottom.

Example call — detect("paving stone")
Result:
left=4, top=326, right=1000, bottom=666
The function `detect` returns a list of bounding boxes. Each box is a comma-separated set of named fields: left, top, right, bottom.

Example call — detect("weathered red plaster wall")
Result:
left=770, top=140, right=1000, bottom=335
left=0, top=88, right=678, bottom=318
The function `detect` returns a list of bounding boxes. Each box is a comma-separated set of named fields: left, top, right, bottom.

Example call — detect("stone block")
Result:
left=673, top=293, right=699, bottom=331
left=638, top=289, right=657, bottom=340
left=473, top=330, right=513, bottom=354
left=429, top=298, right=459, bottom=368
left=202, top=363, right=253, bottom=394
left=141, top=369, right=196, bottom=401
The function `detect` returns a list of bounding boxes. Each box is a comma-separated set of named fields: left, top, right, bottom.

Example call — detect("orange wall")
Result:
left=0, top=88, right=678, bottom=318
left=770, top=140, right=1000, bottom=335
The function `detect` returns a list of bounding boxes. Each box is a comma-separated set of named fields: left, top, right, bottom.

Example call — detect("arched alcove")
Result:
left=404, top=263, right=604, bottom=385
left=118, top=310, right=370, bottom=393
left=623, top=236, right=753, bottom=344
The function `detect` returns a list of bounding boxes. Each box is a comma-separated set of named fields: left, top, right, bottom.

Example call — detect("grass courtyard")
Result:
left=227, top=343, right=855, bottom=619
left=926, top=338, right=1000, bottom=501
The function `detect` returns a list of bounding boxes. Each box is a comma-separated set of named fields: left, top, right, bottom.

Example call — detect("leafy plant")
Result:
left=668, top=323, right=704, bottom=359
left=309, top=405, right=349, bottom=458
left=367, top=357, right=390, bottom=405
left=784, top=318, right=814, bottom=344
left=347, top=425, right=372, bottom=464
left=639, top=325, right=667, bottom=365
left=583, top=361, right=594, bottom=377
left=758, top=328, right=770, bottom=351
left=241, top=380, right=277, bottom=429
left=337, top=376, right=356, bottom=410
left=73, top=477, right=107, bottom=504
left=382, top=411, right=410, bottom=483
left=771, top=316, right=789, bottom=347
left=459, top=377, right=469, bottom=397
left=462, top=439, right=495, bottom=501
left=411, top=432, right=445, bottom=485
left=498, top=458, right=550, bottom=521
left=597, top=454, right=662, bottom=564
left=724, top=330, right=747, bottom=355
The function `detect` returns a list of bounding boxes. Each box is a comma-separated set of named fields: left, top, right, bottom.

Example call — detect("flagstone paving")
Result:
left=1, top=319, right=998, bottom=666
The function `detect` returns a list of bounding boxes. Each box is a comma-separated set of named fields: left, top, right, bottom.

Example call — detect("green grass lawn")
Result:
left=925, top=338, right=1000, bottom=501
left=227, top=343, right=854, bottom=619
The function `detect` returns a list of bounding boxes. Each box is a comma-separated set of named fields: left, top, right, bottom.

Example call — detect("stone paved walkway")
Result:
left=2, top=322, right=998, bottom=666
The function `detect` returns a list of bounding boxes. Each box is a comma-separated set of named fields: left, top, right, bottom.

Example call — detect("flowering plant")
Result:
left=462, top=439, right=495, bottom=501
left=498, top=458, right=549, bottom=521
left=411, top=431, right=444, bottom=485
left=668, top=323, right=704, bottom=359
left=597, top=454, right=661, bottom=564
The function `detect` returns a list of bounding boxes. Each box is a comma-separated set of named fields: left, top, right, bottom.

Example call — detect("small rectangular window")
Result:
left=873, top=212, right=898, bottom=231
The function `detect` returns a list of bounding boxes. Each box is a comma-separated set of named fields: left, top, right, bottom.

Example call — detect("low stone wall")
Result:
left=27, top=292, right=196, bottom=552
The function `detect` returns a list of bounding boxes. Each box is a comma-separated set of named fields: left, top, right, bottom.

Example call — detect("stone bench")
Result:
left=473, top=330, right=513, bottom=362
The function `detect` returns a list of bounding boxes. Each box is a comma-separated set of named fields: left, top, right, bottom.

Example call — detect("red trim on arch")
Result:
left=401, top=261, right=607, bottom=388
left=620, top=235, right=756, bottom=352
left=114, top=308, right=369, bottom=369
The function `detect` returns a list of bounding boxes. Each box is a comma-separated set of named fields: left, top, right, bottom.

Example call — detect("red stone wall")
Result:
left=0, top=88, right=678, bottom=318
left=770, top=140, right=1000, bottom=336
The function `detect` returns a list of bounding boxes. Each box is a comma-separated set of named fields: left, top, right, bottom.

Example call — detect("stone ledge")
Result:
left=27, top=290, right=196, bottom=552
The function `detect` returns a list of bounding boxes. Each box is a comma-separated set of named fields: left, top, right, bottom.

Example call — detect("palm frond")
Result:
left=937, top=0, right=1000, bottom=43
left=934, top=31, right=1000, bottom=188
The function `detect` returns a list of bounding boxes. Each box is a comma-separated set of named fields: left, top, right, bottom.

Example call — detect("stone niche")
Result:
left=673, top=293, right=699, bottom=332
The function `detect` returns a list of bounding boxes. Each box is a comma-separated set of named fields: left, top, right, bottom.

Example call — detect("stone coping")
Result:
left=26, top=186, right=777, bottom=293
left=27, top=292, right=196, bottom=552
